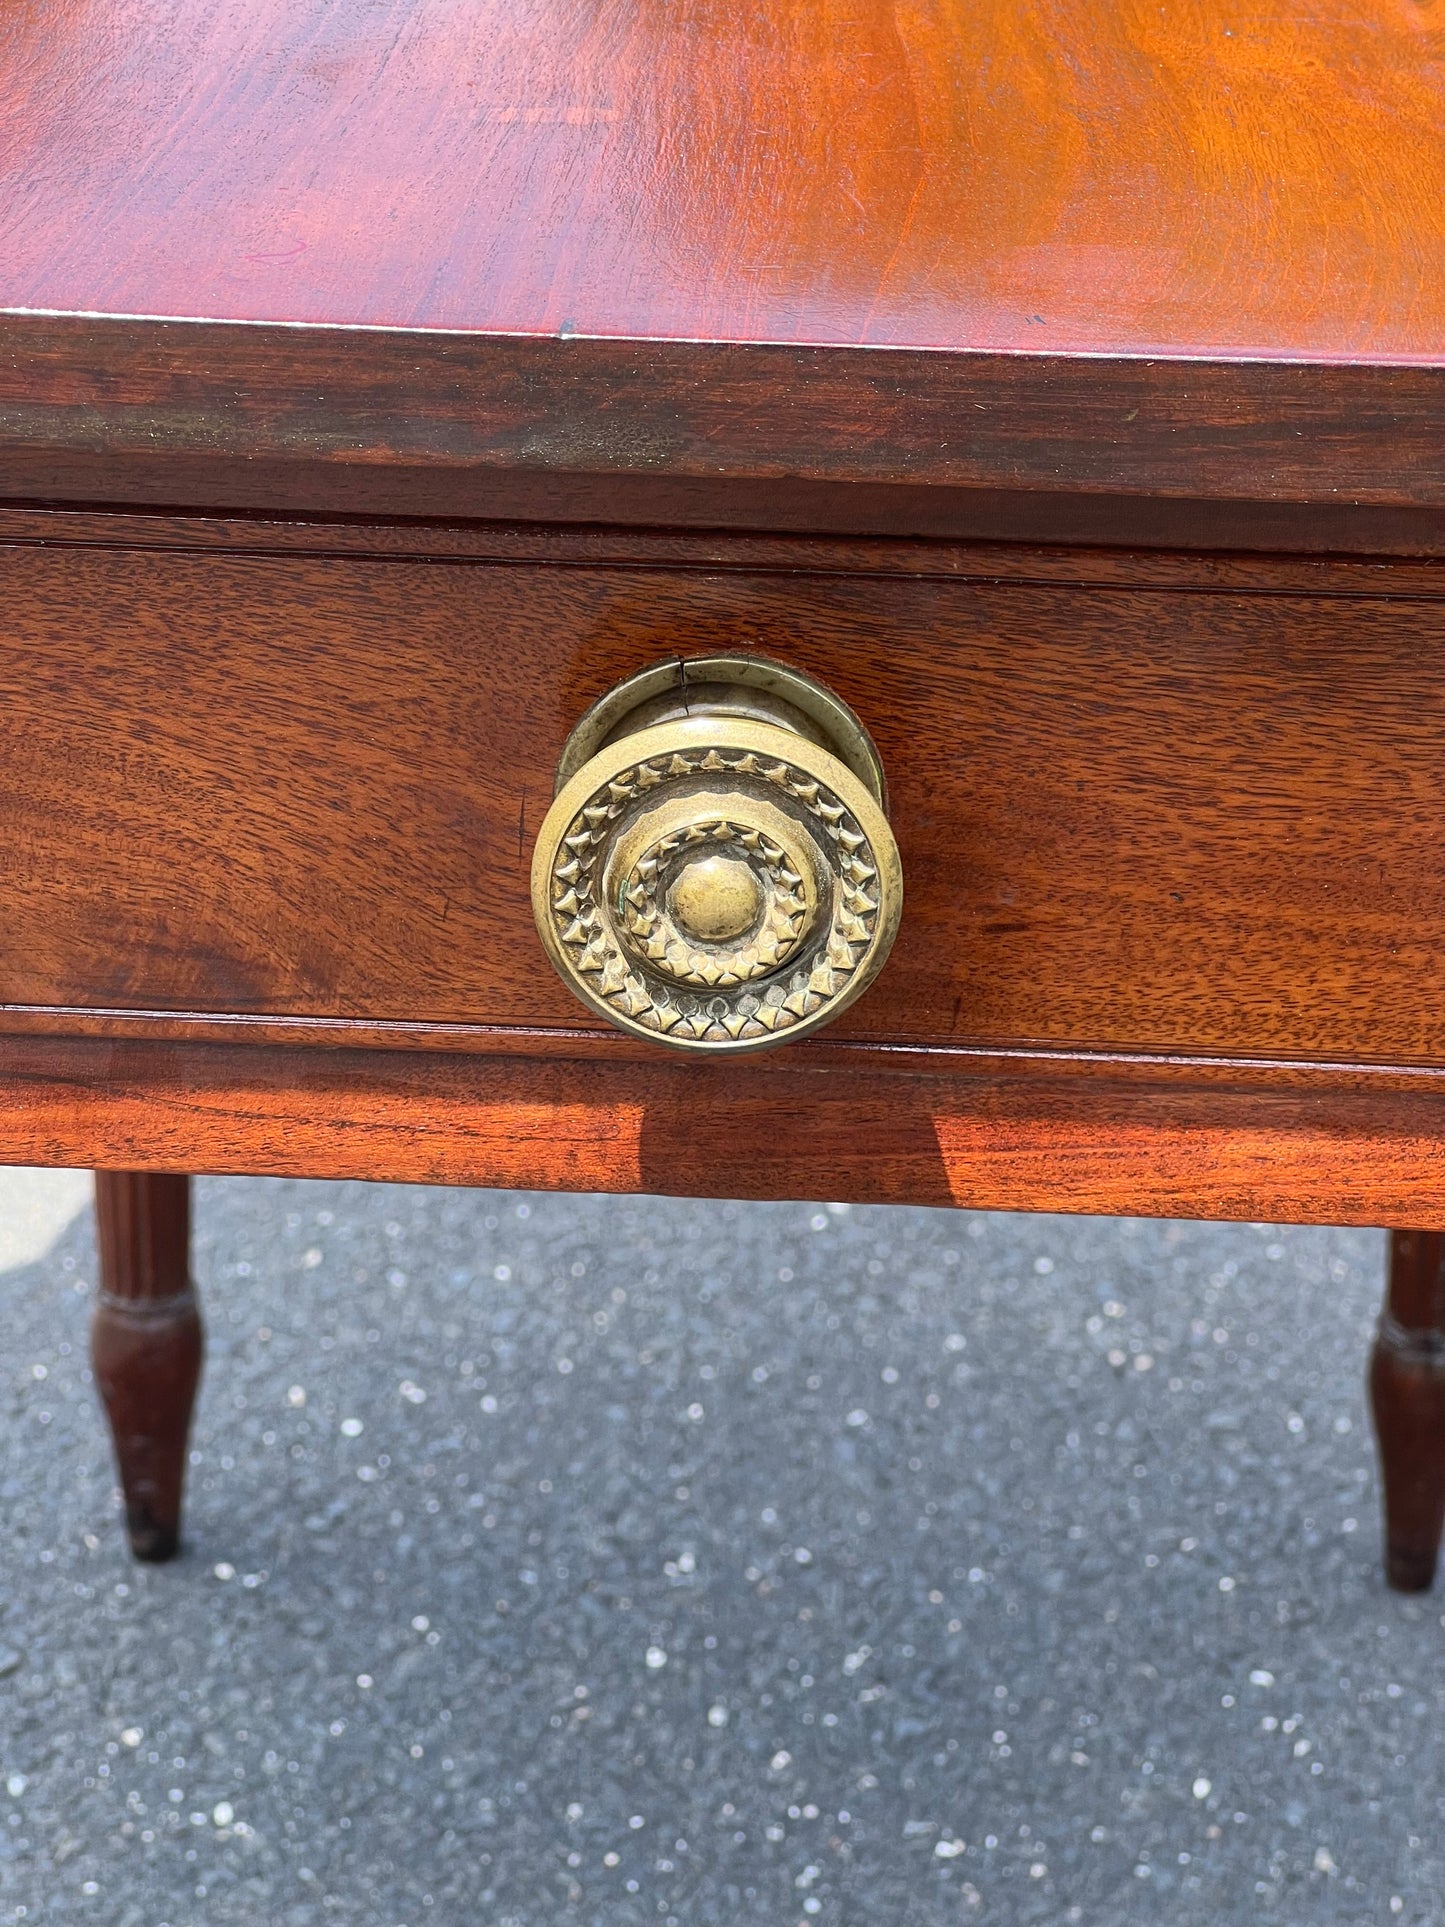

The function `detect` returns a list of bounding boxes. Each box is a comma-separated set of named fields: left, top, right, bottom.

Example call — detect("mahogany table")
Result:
left=1, top=0, right=1444, bottom=1589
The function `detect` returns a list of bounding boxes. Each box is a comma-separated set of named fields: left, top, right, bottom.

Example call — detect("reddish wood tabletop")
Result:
left=2, top=0, right=1443, bottom=359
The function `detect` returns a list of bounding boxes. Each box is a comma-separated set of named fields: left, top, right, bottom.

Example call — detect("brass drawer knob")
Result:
left=531, top=656, right=902, bottom=1051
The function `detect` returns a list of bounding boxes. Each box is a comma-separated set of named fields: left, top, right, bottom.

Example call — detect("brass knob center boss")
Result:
left=530, top=656, right=902, bottom=1051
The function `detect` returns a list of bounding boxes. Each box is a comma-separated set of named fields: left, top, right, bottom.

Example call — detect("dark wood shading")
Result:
left=1372, top=1231, right=1445, bottom=1591
left=4, top=316, right=1445, bottom=542
left=91, top=1172, right=202, bottom=1561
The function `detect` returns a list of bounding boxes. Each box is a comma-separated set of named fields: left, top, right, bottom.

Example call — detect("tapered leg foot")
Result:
left=91, top=1172, right=202, bottom=1561
left=1371, top=1230, right=1445, bottom=1592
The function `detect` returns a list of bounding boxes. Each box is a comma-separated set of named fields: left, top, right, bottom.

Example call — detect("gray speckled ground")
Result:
left=1, top=1177, right=1442, bottom=1926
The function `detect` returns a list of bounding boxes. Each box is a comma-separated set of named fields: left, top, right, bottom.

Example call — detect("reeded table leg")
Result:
left=1371, top=1230, right=1445, bottom=1592
left=91, top=1172, right=202, bottom=1561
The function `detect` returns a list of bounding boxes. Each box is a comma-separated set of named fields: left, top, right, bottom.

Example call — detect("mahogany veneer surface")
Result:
left=2, top=0, right=1441, bottom=359
left=8, top=1035, right=1445, bottom=1232
left=5, top=513, right=1445, bottom=1071
left=2, top=2, right=1444, bottom=537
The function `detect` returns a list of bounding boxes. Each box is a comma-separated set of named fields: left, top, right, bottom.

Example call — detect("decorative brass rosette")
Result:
left=531, top=662, right=902, bottom=1052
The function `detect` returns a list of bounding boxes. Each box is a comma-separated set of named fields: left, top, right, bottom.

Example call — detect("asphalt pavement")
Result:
left=1, top=1170, right=1442, bottom=1925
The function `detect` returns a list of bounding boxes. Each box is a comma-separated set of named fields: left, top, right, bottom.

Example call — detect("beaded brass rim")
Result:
left=530, top=709, right=902, bottom=1052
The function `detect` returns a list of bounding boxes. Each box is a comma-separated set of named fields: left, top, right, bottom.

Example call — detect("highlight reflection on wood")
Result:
left=2, top=0, right=1441, bottom=358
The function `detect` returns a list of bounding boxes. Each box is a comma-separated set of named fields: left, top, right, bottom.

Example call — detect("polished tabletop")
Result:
left=2, top=0, right=1442, bottom=359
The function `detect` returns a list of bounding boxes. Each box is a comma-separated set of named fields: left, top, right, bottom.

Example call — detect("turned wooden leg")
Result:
left=1371, top=1230, right=1445, bottom=1592
left=91, top=1172, right=203, bottom=1561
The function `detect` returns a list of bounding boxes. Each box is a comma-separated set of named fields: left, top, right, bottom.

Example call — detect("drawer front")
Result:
left=3, top=538, right=1445, bottom=1067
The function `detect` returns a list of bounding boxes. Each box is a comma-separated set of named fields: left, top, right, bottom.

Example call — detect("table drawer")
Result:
left=3, top=530, right=1445, bottom=1069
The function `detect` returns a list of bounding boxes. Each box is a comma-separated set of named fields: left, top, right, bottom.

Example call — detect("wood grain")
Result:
left=7, top=533, right=1445, bottom=1069
left=3, top=317, right=1445, bottom=541
left=6, top=1035, right=1445, bottom=1229
left=1, top=0, right=1441, bottom=360
left=4, top=5, right=1442, bottom=538
left=5, top=503, right=1445, bottom=591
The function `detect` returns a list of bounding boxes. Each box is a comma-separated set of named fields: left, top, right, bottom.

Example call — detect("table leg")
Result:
left=1371, top=1230, right=1445, bottom=1591
left=91, top=1172, right=203, bottom=1561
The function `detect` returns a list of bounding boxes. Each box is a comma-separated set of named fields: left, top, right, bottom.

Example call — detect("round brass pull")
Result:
left=530, top=656, right=902, bottom=1051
